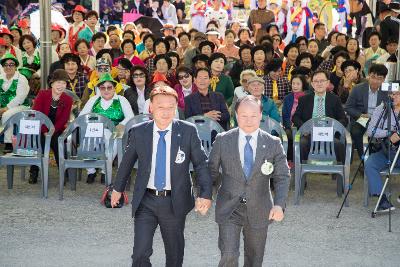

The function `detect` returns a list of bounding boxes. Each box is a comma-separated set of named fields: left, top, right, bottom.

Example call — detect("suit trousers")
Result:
left=218, top=203, right=268, bottom=267
left=350, top=121, right=366, bottom=159
left=132, top=191, right=186, bottom=267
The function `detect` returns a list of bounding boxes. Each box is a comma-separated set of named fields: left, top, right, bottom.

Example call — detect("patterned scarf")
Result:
left=291, top=91, right=305, bottom=119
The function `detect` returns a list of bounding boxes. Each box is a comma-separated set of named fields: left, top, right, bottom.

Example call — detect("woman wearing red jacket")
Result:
left=29, top=69, right=73, bottom=184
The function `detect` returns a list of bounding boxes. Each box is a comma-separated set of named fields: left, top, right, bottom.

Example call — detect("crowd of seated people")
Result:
left=1, top=1, right=400, bottom=212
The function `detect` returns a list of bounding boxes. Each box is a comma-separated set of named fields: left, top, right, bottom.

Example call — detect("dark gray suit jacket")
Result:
left=209, top=128, right=290, bottom=228
left=344, top=82, right=388, bottom=121
left=114, top=120, right=213, bottom=218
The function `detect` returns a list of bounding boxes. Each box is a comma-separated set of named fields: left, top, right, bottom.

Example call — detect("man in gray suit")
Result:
left=209, top=95, right=290, bottom=267
left=345, top=64, right=389, bottom=158
left=111, top=86, right=212, bottom=267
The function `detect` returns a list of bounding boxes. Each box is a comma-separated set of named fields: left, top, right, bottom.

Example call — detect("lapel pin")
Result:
left=177, top=133, right=181, bottom=137
left=263, top=145, right=266, bottom=148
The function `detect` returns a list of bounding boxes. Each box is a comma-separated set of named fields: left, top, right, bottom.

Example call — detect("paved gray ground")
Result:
left=1, top=162, right=400, bottom=267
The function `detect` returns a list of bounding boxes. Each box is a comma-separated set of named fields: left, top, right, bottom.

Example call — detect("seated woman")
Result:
left=336, top=59, right=367, bottom=104
left=246, top=76, right=281, bottom=123
left=217, top=30, right=239, bottom=62
left=208, top=52, right=234, bottom=106
left=29, top=69, right=73, bottom=183
left=282, top=74, right=307, bottom=162
left=18, top=34, right=41, bottom=81
left=174, top=66, right=197, bottom=110
left=124, top=65, right=151, bottom=115
left=166, top=51, right=180, bottom=88
left=112, top=39, right=144, bottom=67
left=144, top=38, right=170, bottom=77
left=0, top=53, right=30, bottom=153
left=153, top=54, right=175, bottom=87
left=229, top=44, right=253, bottom=88
left=329, top=51, right=350, bottom=94
left=80, top=73, right=134, bottom=183
left=62, top=53, right=88, bottom=99
left=49, top=42, right=71, bottom=77
left=231, top=69, right=257, bottom=113
left=75, top=39, right=96, bottom=76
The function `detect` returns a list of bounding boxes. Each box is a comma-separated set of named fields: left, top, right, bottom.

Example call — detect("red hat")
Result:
left=51, top=24, right=66, bottom=38
left=0, top=38, right=7, bottom=47
left=151, top=72, right=171, bottom=86
left=0, top=27, right=13, bottom=41
left=73, top=5, right=87, bottom=14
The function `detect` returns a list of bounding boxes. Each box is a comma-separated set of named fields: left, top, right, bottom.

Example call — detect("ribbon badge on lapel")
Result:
left=261, top=160, right=274, bottom=175
left=175, top=145, right=185, bottom=164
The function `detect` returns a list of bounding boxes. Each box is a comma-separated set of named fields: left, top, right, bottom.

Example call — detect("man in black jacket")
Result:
left=379, top=2, right=400, bottom=48
left=292, top=70, right=348, bottom=163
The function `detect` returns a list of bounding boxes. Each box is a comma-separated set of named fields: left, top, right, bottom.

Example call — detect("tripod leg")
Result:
left=372, top=177, right=389, bottom=218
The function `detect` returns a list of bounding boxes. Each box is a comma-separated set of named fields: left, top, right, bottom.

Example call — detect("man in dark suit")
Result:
left=379, top=2, right=400, bottom=48
left=292, top=70, right=348, bottom=163
left=345, top=64, right=389, bottom=158
left=111, top=86, right=213, bottom=267
left=184, top=67, right=230, bottom=130
left=209, top=95, right=290, bottom=266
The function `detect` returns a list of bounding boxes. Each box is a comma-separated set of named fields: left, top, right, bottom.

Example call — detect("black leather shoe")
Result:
left=3, top=143, right=13, bottom=154
left=86, top=173, right=96, bottom=184
left=101, top=174, right=105, bottom=184
left=29, top=169, right=38, bottom=184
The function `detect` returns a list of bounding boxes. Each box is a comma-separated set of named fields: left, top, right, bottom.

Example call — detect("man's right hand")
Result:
left=204, top=110, right=221, bottom=121
left=360, top=113, right=370, bottom=118
left=111, top=190, right=122, bottom=208
left=390, top=132, right=400, bottom=144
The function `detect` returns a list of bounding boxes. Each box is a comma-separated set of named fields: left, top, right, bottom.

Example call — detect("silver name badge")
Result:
left=175, top=146, right=185, bottom=164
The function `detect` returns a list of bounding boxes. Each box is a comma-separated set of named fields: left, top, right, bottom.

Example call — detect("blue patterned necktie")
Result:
left=317, top=96, right=324, bottom=117
left=243, top=135, right=253, bottom=179
left=154, top=130, right=168, bottom=191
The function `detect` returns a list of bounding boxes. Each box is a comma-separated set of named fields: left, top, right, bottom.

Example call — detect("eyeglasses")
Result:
left=97, top=66, right=110, bottom=72
left=99, top=85, right=114, bottom=91
left=178, top=73, right=190, bottom=80
left=2, top=63, right=15, bottom=68
left=133, top=73, right=146, bottom=79
left=369, top=74, right=385, bottom=81
left=312, top=80, right=328, bottom=84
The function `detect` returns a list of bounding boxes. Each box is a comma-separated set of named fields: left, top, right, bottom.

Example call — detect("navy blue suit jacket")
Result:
left=114, top=120, right=213, bottom=217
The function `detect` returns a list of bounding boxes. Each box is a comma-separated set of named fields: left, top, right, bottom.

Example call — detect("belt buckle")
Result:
left=155, top=190, right=162, bottom=196
left=240, top=197, right=247, bottom=204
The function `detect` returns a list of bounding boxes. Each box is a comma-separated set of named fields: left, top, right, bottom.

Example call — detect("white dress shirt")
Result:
left=147, top=122, right=173, bottom=190
left=182, top=85, right=193, bottom=97
left=79, top=94, right=134, bottom=125
left=136, top=86, right=146, bottom=114
left=238, top=128, right=259, bottom=168
left=0, top=72, right=29, bottom=109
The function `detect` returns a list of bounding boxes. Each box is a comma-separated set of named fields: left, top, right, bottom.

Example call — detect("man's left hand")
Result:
left=195, top=198, right=212, bottom=215
left=269, top=205, right=284, bottom=222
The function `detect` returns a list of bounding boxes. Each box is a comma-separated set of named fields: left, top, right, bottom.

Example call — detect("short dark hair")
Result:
left=369, top=64, right=388, bottom=77
left=166, top=51, right=180, bottom=63
left=387, top=36, right=399, bottom=44
left=176, top=66, right=193, bottom=79
left=368, top=31, right=381, bottom=41
left=194, top=67, right=211, bottom=78
left=206, top=20, right=219, bottom=29
left=295, top=52, right=314, bottom=66
left=347, top=38, right=361, bottom=58
left=178, top=32, right=190, bottom=40
left=225, top=29, right=236, bottom=38
left=208, top=52, right=227, bottom=66
left=314, top=22, right=325, bottom=32
left=165, top=35, right=178, bottom=49
left=291, top=74, right=308, bottom=91
left=96, top=49, right=111, bottom=60
left=121, top=39, right=136, bottom=51
left=131, top=65, right=149, bottom=85
left=259, top=35, right=273, bottom=45
left=333, top=51, right=350, bottom=64
left=327, top=31, right=338, bottom=43
left=235, top=95, right=262, bottom=113
left=238, top=28, right=251, bottom=38
left=74, top=38, right=90, bottom=52
left=85, top=10, right=99, bottom=20
left=153, top=38, right=170, bottom=53
left=311, top=70, right=329, bottom=81
left=199, top=40, right=216, bottom=53
left=266, top=24, right=279, bottom=34
left=154, top=54, right=172, bottom=69
left=106, top=25, right=118, bottom=35
left=336, top=33, right=348, bottom=43
left=251, top=45, right=266, bottom=58
left=143, top=33, right=156, bottom=44
left=122, top=30, right=135, bottom=39
left=118, top=58, right=133, bottom=69
left=239, top=44, right=252, bottom=60
left=295, top=36, right=308, bottom=45
left=263, top=42, right=274, bottom=54
left=92, top=32, right=107, bottom=43
left=265, top=58, right=283, bottom=72
left=61, top=53, right=81, bottom=65
left=19, top=34, right=37, bottom=52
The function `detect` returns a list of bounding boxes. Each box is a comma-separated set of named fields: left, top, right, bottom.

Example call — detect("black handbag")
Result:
left=100, top=184, right=129, bottom=208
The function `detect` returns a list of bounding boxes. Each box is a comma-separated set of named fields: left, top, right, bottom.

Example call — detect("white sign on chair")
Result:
left=19, top=120, right=40, bottom=135
left=85, top=123, right=104, bottom=138
left=312, top=127, right=333, bottom=142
